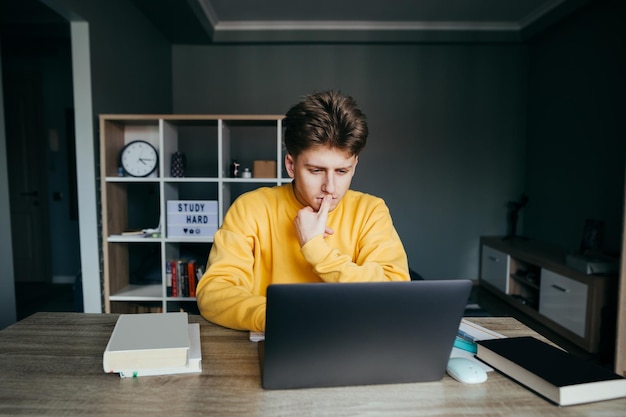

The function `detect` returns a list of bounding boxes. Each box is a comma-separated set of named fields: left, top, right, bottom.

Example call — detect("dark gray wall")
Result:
left=40, top=0, right=624, bottom=283
left=524, top=0, right=625, bottom=254
left=172, top=44, right=528, bottom=278
left=54, top=0, right=173, bottom=116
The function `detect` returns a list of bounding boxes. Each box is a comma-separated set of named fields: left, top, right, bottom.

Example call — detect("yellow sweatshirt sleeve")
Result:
left=195, top=200, right=268, bottom=332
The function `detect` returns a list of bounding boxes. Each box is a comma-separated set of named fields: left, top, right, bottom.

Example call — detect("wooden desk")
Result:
left=1, top=313, right=624, bottom=417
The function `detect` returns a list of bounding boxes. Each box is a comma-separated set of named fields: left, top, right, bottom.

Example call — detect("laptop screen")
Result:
left=261, top=280, right=472, bottom=389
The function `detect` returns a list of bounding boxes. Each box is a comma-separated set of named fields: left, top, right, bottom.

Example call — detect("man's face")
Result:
left=285, top=146, right=358, bottom=212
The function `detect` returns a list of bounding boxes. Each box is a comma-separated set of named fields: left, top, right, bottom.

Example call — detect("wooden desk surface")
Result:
left=1, top=313, right=624, bottom=417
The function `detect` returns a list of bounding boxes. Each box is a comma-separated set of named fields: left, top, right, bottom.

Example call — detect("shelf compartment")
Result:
left=162, top=119, right=219, bottom=179
left=103, top=241, right=162, bottom=313
left=164, top=242, right=209, bottom=299
left=507, top=256, right=541, bottom=309
left=222, top=120, right=281, bottom=179
left=100, top=118, right=160, bottom=178
left=103, top=182, right=160, bottom=236
left=510, top=272, right=540, bottom=290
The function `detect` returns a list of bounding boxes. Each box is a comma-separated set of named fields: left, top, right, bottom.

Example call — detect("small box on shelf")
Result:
left=253, top=160, right=277, bottom=178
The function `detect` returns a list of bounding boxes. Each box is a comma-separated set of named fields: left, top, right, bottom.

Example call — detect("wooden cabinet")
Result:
left=99, top=115, right=286, bottom=313
left=479, top=236, right=616, bottom=353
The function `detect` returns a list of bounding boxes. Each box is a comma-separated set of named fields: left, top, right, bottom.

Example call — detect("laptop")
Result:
left=260, top=279, right=472, bottom=389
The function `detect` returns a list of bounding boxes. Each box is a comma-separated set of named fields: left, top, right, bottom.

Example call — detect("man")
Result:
left=196, top=90, right=410, bottom=331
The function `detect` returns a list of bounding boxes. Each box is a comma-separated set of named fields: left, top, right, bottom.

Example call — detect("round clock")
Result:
left=119, top=140, right=159, bottom=177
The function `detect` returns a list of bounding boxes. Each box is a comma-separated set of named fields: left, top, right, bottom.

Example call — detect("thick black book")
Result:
left=476, top=337, right=626, bottom=406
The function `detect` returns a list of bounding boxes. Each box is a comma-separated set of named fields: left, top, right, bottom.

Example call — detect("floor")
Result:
left=14, top=281, right=610, bottom=368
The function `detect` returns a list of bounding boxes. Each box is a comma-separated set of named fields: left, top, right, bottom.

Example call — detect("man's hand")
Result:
left=294, top=195, right=335, bottom=246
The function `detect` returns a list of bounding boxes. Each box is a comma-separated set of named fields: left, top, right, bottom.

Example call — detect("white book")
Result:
left=119, top=323, right=202, bottom=378
left=103, top=312, right=189, bottom=373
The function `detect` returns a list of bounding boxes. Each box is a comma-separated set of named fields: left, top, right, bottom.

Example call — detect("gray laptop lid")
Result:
left=261, top=279, right=472, bottom=389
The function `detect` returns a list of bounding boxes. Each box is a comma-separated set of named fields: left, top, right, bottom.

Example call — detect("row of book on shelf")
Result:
left=166, top=259, right=204, bottom=298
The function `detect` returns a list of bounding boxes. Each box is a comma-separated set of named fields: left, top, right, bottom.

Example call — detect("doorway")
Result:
left=1, top=0, right=80, bottom=319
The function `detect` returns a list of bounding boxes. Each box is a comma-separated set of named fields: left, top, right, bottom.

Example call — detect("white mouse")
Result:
left=446, top=357, right=488, bottom=384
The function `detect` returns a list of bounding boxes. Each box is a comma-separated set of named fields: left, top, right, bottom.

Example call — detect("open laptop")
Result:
left=260, top=279, right=472, bottom=389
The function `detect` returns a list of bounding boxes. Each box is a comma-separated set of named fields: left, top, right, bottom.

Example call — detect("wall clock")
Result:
left=119, top=140, right=159, bottom=177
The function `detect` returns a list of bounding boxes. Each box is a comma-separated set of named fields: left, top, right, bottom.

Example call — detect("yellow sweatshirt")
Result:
left=196, top=183, right=410, bottom=331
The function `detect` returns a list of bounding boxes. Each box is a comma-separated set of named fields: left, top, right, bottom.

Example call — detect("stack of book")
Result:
left=103, top=312, right=202, bottom=378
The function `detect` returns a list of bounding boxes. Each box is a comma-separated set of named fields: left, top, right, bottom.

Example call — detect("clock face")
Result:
left=120, top=140, right=158, bottom=177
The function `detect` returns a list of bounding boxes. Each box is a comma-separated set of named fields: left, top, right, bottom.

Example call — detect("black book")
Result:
left=476, top=337, right=626, bottom=406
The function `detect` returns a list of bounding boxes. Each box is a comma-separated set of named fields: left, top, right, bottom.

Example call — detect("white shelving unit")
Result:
left=99, top=115, right=287, bottom=313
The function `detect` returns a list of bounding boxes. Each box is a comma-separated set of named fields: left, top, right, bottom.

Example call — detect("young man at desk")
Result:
left=196, top=90, right=410, bottom=331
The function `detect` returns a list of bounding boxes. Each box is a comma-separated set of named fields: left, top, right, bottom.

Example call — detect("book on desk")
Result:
left=103, top=312, right=202, bottom=377
left=476, top=336, right=626, bottom=406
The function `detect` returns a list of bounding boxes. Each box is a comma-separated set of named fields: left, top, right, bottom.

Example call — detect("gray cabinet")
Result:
left=479, top=236, right=614, bottom=353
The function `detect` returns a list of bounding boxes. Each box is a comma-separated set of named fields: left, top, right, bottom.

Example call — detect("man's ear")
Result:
left=285, top=153, right=295, bottom=178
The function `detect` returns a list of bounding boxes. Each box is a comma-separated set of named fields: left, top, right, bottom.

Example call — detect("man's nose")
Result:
left=323, top=173, right=336, bottom=194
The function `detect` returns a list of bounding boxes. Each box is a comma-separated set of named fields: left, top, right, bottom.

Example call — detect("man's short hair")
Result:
left=284, top=90, right=368, bottom=157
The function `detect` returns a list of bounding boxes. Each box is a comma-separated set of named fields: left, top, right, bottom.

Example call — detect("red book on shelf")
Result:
left=187, top=260, right=197, bottom=297
left=170, top=260, right=178, bottom=297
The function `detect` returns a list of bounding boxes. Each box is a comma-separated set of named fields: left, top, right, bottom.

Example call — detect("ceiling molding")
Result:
left=213, top=21, right=521, bottom=33
left=208, top=20, right=526, bottom=43
left=155, top=0, right=592, bottom=44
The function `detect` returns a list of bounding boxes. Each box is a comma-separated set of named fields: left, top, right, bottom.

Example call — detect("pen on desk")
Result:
left=457, top=329, right=478, bottom=343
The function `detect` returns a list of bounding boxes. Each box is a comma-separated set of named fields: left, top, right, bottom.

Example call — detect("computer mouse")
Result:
left=446, top=357, right=488, bottom=384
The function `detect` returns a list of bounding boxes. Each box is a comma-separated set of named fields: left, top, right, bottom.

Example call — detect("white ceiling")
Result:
left=129, top=0, right=592, bottom=44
